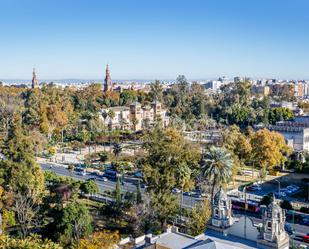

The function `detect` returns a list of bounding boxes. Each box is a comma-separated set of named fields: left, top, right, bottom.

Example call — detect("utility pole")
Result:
left=275, top=179, right=281, bottom=197
left=244, top=186, right=247, bottom=239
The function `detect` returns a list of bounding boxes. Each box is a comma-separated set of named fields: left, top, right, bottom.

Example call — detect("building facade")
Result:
left=257, top=199, right=289, bottom=249
left=100, top=100, right=169, bottom=131
left=256, top=117, right=309, bottom=152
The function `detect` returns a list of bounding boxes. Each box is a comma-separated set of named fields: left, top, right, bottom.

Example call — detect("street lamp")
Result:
left=275, top=179, right=281, bottom=197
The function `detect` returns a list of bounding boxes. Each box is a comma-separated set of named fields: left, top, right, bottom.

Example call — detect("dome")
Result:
left=213, top=188, right=228, bottom=206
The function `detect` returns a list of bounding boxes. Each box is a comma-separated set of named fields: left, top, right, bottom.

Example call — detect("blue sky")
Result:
left=1, top=0, right=309, bottom=80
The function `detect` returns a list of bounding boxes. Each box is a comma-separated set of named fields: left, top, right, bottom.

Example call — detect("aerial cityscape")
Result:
left=1, top=1, right=309, bottom=249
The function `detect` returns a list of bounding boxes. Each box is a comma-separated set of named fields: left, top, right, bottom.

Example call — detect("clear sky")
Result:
left=1, top=0, right=309, bottom=80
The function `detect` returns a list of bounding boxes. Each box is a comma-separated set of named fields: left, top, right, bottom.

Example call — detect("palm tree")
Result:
left=113, top=143, right=122, bottom=161
left=200, top=146, right=233, bottom=203
left=107, top=110, right=115, bottom=129
left=102, top=110, right=108, bottom=124
left=101, top=111, right=108, bottom=151
left=107, top=110, right=116, bottom=151
left=131, top=116, right=138, bottom=131
left=177, top=163, right=193, bottom=226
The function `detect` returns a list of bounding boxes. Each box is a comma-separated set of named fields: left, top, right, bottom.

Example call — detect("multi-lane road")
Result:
left=41, top=163, right=140, bottom=193
left=41, top=162, right=199, bottom=208
left=40, top=162, right=309, bottom=246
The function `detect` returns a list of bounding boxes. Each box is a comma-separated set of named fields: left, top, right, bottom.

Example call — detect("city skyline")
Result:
left=1, top=0, right=309, bottom=79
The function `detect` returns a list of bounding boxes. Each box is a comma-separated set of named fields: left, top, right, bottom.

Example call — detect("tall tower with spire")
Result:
left=103, top=64, right=112, bottom=92
left=31, top=68, right=39, bottom=89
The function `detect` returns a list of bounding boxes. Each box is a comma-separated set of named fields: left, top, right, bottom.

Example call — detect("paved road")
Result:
left=41, top=163, right=309, bottom=245
left=41, top=162, right=199, bottom=208
left=41, top=163, right=140, bottom=193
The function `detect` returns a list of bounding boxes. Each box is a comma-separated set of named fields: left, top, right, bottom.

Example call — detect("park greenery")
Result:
left=0, top=77, right=302, bottom=247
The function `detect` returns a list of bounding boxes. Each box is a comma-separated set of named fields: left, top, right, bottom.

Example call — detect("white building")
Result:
left=203, top=81, right=222, bottom=92
left=259, top=118, right=309, bottom=152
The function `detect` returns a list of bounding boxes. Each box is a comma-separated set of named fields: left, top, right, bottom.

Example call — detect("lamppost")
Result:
left=275, top=179, right=281, bottom=197
left=291, top=210, right=295, bottom=248
left=244, top=186, right=247, bottom=239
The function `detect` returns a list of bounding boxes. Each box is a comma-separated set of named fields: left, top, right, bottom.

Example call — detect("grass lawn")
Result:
left=76, top=197, right=105, bottom=209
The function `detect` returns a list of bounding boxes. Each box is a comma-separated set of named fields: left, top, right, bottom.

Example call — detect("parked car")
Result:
left=140, top=183, right=148, bottom=189
left=302, top=218, right=309, bottom=226
left=286, top=185, right=300, bottom=194
left=134, top=171, right=143, bottom=178
left=191, top=192, right=202, bottom=198
left=303, top=233, right=309, bottom=243
left=172, top=188, right=181, bottom=194
left=274, top=191, right=286, bottom=198
left=284, top=224, right=295, bottom=235
left=247, top=184, right=262, bottom=191
left=284, top=188, right=293, bottom=195
left=190, top=190, right=207, bottom=198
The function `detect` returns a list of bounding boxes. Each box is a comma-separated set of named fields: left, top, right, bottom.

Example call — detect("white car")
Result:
left=101, top=177, right=108, bottom=182
left=172, top=188, right=181, bottom=194
left=287, top=185, right=300, bottom=193
left=275, top=191, right=286, bottom=197
left=78, top=171, right=86, bottom=176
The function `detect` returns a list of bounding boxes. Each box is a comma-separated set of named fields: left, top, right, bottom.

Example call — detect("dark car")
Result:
left=284, top=224, right=295, bottom=235
left=103, top=170, right=117, bottom=179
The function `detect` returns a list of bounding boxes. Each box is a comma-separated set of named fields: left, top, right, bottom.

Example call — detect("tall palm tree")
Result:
left=177, top=163, right=193, bottom=226
left=113, top=143, right=122, bottom=161
left=201, top=146, right=233, bottom=203
left=101, top=111, right=108, bottom=151
left=107, top=110, right=115, bottom=129
left=107, top=110, right=116, bottom=151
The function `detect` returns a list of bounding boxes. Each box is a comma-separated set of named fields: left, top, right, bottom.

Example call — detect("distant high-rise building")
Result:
left=234, top=76, right=243, bottom=83
left=31, top=68, right=39, bottom=89
left=103, top=64, right=112, bottom=92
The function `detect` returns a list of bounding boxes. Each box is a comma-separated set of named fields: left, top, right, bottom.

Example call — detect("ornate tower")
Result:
left=151, top=100, right=162, bottom=118
left=210, top=188, right=234, bottom=230
left=130, top=100, right=142, bottom=131
left=31, top=68, right=39, bottom=89
left=257, top=198, right=289, bottom=249
left=103, top=64, right=112, bottom=92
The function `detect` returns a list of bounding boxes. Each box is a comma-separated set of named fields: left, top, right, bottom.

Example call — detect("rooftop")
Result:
left=132, top=227, right=257, bottom=249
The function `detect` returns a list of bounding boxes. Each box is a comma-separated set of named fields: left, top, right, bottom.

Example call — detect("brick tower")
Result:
left=31, top=68, right=39, bottom=89
left=103, top=64, right=112, bottom=92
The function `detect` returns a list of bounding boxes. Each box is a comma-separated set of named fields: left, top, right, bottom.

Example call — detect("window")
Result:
left=214, top=209, right=219, bottom=217
left=267, top=221, right=272, bottom=231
